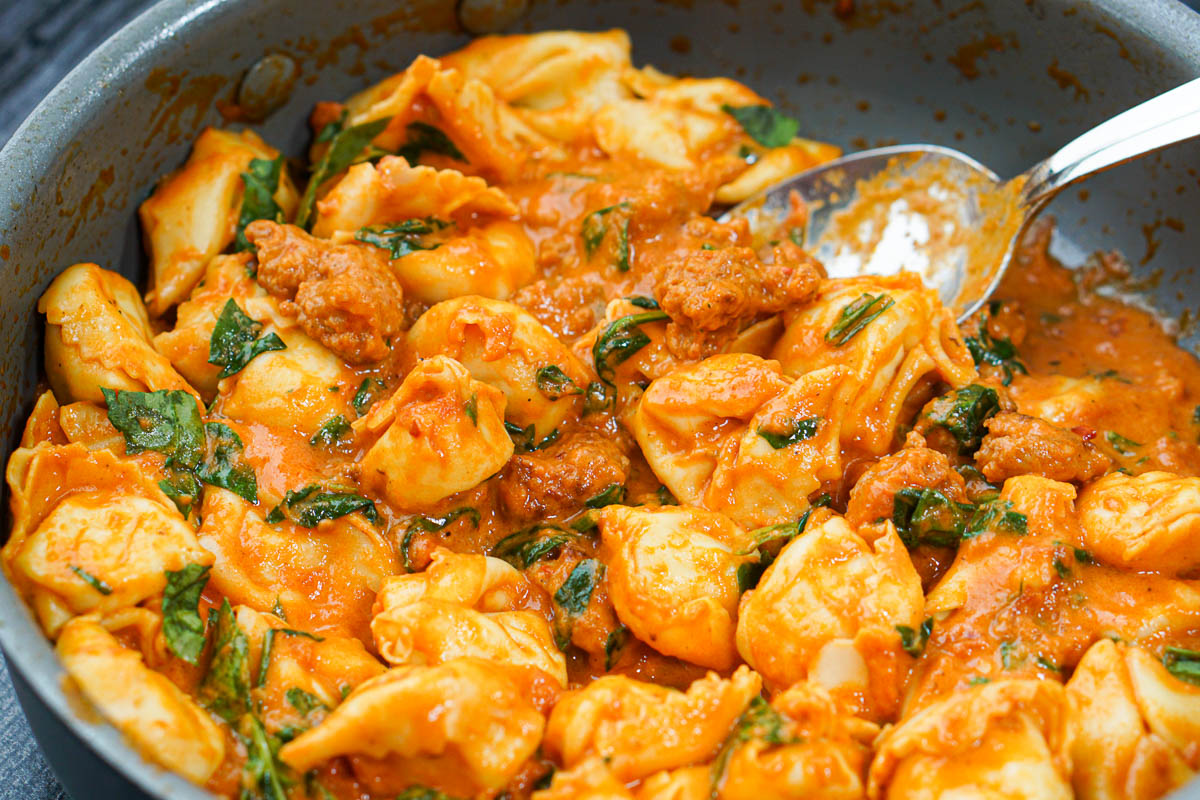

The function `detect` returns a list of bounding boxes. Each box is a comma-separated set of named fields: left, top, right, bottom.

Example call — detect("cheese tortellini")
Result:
left=596, top=504, right=756, bottom=670
left=370, top=547, right=566, bottom=684
left=1076, top=471, right=1200, bottom=575
left=736, top=514, right=923, bottom=720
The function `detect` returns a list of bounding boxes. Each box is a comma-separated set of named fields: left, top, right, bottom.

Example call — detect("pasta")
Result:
left=6, top=27, right=1200, bottom=800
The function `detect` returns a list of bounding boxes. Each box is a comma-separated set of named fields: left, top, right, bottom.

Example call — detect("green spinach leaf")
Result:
left=209, top=299, right=286, bottom=378
left=722, top=104, right=800, bottom=148
left=234, top=155, right=286, bottom=252
left=162, top=564, right=210, bottom=665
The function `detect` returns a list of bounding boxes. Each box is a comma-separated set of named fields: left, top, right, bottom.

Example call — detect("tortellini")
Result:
left=3, top=442, right=212, bottom=636
left=370, top=547, right=566, bottom=684
left=771, top=274, right=976, bottom=457
left=630, top=353, right=848, bottom=528
left=1076, top=471, right=1200, bottom=575
left=407, top=295, right=591, bottom=440
left=197, top=487, right=398, bottom=642
left=543, top=666, right=761, bottom=781
left=57, top=617, right=225, bottom=784
left=278, top=658, right=545, bottom=797
left=39, top=263, right=196, bottom=405
left=217, top=324, right=359, bottom=437
left=1066, top=639, right=1197, bottom=800
left=357, top=355, right=512, bottom=509
left=139, top=127, right=297, bottom=313
left=596, top=504, right=756, bottom=670
left=867, top=679, right=1072, bottom=800
left=735, top=514, right=923, bottom=720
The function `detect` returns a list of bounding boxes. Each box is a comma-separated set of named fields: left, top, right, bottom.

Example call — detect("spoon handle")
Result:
left=1020, top=76, right=1200, bottom=210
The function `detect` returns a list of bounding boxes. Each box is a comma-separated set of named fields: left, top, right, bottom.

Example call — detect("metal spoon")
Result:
left=723, top=77, right=1200, bottom=320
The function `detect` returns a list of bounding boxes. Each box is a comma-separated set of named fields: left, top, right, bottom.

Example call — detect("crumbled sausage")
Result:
left=245, top=220, right=405, bottom=364
left=497, top=431, right=631, bottom=522
left=654, top=220, right=822, bottom=360
left=975, top=411, right=1110, bottom=483
left=846, top=434, right=969, bottom=528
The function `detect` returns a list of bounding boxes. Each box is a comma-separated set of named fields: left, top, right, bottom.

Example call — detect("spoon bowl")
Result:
left=724, top=76, right=1200, bottom=320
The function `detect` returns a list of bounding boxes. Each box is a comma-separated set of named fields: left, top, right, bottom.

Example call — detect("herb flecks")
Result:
left=756, top=416, right=821, bottom=449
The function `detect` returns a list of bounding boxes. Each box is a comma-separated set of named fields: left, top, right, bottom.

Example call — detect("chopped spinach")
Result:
left=582, top=380, right=613, bottom=414
left=626, top=295, right=659, bottom=309
left=69, top=565, right=112, bottom=595
left=505, top=421, right=560, bottom=453
left=710, top=696, right=800, bottom=790
left=399, top=508, right=481, bottom=571
left=584, top=483, right=625, bottom=508
left=922, top=384, right=1000, bottom=454
left=604, top=625, right=629, bottom=671
left=554, top=559, right=601, bottom=616
left=1163, top=646, right=1200, bottom=686
left=162, top=563, right=210, bottom=665
left=535, top=365, right=582, bottom=400
left=395, top=788, right=460, bottom=800
left=592, top=311, right=669, bottom=384
left=297, top=114, right=392, bottom=229
left=102, top=388, right=203, bottom=467
left=199, top=599, right=251, bottom=723
left=737, top=494, right=831, bottom=556
left=309, top=415, right=351, bottom=448
left=896, top=617, right=933, bottom=657
left=234, top=156, right=286, bottom=252
left=196, top=422, right=258, bottom=503
left=159, top=467, right=202, bottom=517
left=352, top=377, right=386, bottom=416
left=825, top=293, right=894, bottom=346
left=257, top=628, right=325, bottom=688
left=491, top=524, right=583, bottom=570
left=1105, top=430, right=1143, bottom=456
left=892, top=487, right=975, bottom=549
left=581, top=202, right=631, bottom=267
left=266, top=484, right=379, bottom=528
left=756, top=416, right=821, bottom=449
left=355, top=217, right=450, bottom=259
left=239, top=712, right=293, bottom=800
left=722, top=104, right=800, bottom=148
left=964, top=498, right=1028, bottom=538
left=396, top=121, right=467, bottom=164
left=655, top=485, right=678, bottom=506
left=208, top=299, right=286, bottom=378
left=965, top=302, right=1028, bottom=386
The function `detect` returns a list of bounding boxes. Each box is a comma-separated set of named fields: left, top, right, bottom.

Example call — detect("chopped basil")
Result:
left=162, top=564, right=210, bottom=665
left=258, top=628, right=325, bottom=688
left=1105, top=430, right=1142, bottom=456
left=896, top=617, right=933, bottom=657
left=234, top=155, right=286, bottom=252
left=826, top=293, right=894, bottom=346
left=604, top=625, right=629, bottom=671
left=199, top=599, right=251, bottom=723
left=266, top=484, right=379, bottom=528
left=554, top=559, right=601, bottom=616
left=922, top=384, right=1000, bottom=454
left=626, top=295, right=659, bottom=309
left=69, top=565, right=112, bottom=595
left=464, top=393, right=478, bottom=425
left=196, top=422, right=258, bottom=504
left=584, top=483, right=625, bottom=508
left=1163, top=646, right=1200, bottom=686
left=581, top=202, right=631, bottom=264
left=354, top=217, right=450, bottom=259
left=892, top=488, right=975, bottom=549
left=309, top=415, right=351, bottom=448
left=756, top=416, right=821, bottom=449
left=505, top=421, right=560, bottom=453
left=209, top=299, right=286, bottom=379
left=592, top=311, right=669, bottom=384
left=297, top=114, right=392, bottom=229
left=399, top=508, right=481, bottom=571
left=396, top=121, right=467, bottom=164
left=352, top=377, right=386, bottom=416
left=491, top=524, right=583, bottom=570
left=965, top=302, right=1028, bottom=386
left=535, top=365, right=582, bottom=400
left=722, top=104, right=800, bottom=148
